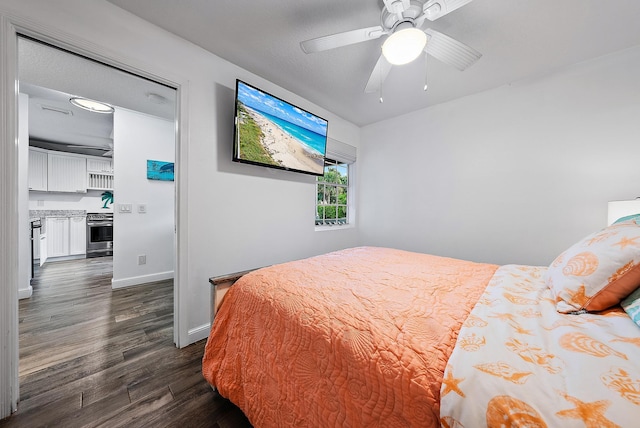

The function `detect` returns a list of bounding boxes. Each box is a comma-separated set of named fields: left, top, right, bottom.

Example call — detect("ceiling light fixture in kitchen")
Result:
left=69, top=97, right=114, bottom=114
left=146, top=92, right=167, bottom=104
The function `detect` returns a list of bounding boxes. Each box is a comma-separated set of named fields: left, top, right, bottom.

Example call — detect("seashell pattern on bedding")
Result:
left=562, top=251, right=599, bottom=276
left=440, top=264, right=640, bottom=427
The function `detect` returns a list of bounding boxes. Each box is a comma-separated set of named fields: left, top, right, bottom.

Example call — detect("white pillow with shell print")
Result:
left=545, top=220, right=640, bottom=313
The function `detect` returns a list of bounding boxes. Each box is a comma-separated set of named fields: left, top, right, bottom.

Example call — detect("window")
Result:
left=316, top=159, right=349, bottom=226
left=316, top=138, right=356, bottom=228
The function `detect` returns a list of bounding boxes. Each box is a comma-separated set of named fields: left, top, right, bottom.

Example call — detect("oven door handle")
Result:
left=87, top=222, right=113, bottom=227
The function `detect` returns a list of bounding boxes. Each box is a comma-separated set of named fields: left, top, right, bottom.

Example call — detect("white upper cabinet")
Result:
left=29, top=149, right=112, bottom=192
left=47, top=152, right=87, bottom=193
left=86, top=157, right=113, bottom=173
left=86, top=155, right=114, bottom=191
left=28, top=148, right=48, bottom=191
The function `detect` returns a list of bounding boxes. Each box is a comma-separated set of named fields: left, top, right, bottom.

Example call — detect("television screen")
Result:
left=233, top=80, right=328, bottom=176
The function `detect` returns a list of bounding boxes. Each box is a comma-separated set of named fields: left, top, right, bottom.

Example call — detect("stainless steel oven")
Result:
left=86, top=212, right=113, bottom=258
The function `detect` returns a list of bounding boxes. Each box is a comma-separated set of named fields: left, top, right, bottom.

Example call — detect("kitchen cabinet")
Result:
left=47, top=152, right=87, bottom=193
left=46, top=216, right=86, bottom=258
left=32, top=226, right=48, bottom=266
left=33, top=226, right=41, bottom=259
left=86, top=158, right=113, bottom=173
left=87, top=156, right=114, bottom=190
left=28, top=148, right=48, bottom=191
left=69, top=216, right=87, bottom=256
left=39, top=233, right=47, bottom=266
left=87, top=173, right=113, bottom=190
left=29, top=149, right=113, bottom=192
left=46, top=217, right=70, bottom=257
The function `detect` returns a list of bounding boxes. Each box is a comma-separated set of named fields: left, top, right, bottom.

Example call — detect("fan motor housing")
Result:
left=380, top=0, right=425, bottom=31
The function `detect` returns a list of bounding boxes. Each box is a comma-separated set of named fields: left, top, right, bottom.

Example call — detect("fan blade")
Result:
left=300, top=26, right=385, bottom=53
left=423, top=0, right=474, bottom=21
left=364, top=54, right=393, bottom=94
left=424, top=29, right=481, bottom=71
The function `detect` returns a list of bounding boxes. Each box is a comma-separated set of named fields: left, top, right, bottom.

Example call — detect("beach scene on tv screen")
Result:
left=235, top=81, right=327, bottom=175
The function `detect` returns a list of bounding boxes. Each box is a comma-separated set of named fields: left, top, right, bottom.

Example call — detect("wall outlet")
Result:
left=138, top=254, right=146, bottom=265
left=138, top=204, right=147, bottom=213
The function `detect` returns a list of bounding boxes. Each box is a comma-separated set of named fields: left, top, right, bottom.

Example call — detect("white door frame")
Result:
left=0, top=12, right=190, bottom=416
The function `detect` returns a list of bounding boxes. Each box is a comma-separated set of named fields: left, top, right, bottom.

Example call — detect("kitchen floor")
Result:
left=2, top=257, right=252, bottom=427
left=31, top=260, right=40, bottom=280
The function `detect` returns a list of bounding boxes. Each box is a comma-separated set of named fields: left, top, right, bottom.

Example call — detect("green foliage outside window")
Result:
left=316, top=159, right=348, bottom=226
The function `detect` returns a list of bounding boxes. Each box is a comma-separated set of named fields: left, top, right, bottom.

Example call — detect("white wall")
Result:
left=359, top=46, right=640, bottom=266
left=0, top=0, right=361, bottom=348
left=112, top=109, right=174, bottom=288
left=29, top=191, right=111, bottom=212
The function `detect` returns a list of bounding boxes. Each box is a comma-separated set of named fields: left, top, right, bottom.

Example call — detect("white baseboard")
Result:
left=45, top=254, right=86, bottom=263
left=18, top=285, right=32, bottom=300
left=188, top=323, right=211, bottom=344
left=111, top=271, right=174, bottom=289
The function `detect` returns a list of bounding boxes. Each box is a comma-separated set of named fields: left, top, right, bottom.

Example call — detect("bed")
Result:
left=203, top=220, right=640, bottom=427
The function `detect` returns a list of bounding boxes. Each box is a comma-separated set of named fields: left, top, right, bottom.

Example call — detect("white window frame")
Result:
left=315, top=138, right=356, bottom=231
left=316, top=158, right=351, bottom=228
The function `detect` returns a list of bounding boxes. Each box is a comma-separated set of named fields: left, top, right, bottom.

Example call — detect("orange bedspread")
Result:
left=202, top=247, right=498, bottom=427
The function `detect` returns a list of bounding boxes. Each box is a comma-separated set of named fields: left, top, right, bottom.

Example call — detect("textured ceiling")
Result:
left=104, top=0, right=640, bottom=126
left=18, top=37, right=176, bottom=155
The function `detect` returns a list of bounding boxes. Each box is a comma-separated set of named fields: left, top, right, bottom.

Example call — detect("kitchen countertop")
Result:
left=30, top=209, right=86, bottom=218
left=29, top=210, right=87, bottom=234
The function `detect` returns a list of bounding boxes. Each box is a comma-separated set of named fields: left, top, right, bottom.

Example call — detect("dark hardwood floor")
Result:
left=0, top=257, right=253, bottom=428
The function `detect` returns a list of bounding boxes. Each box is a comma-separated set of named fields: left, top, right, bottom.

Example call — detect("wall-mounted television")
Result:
left=233, top=79, right=328, bottom=177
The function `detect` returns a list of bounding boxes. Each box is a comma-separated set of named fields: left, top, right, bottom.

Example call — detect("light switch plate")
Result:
left=119, top=203, right=132, bottom=213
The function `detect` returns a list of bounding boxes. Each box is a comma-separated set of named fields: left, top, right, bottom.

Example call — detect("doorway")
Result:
left=1, top=12, right=191, bottom=415
left=18, top=35, right=177, bottom=291
left=12, top=33, right=182, bottom=410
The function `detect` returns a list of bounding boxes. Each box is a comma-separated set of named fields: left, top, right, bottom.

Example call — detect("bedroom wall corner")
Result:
left=358, top=45, right=640, bottom=266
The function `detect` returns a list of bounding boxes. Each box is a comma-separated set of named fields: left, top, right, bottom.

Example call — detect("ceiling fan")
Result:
left=67, top=142, right=113, bottom=157
left=300, top=0, right=482, bottom=95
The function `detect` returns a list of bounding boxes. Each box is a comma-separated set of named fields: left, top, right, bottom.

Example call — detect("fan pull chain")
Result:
left=423, top=53, right=429, bottom=91
left=379, top=62, right=384, bottom=103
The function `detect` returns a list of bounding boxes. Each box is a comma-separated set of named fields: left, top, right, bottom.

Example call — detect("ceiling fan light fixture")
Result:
left=69, top=97, right=114, bottom=114
left=381, top=25, right=427, bottom=65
